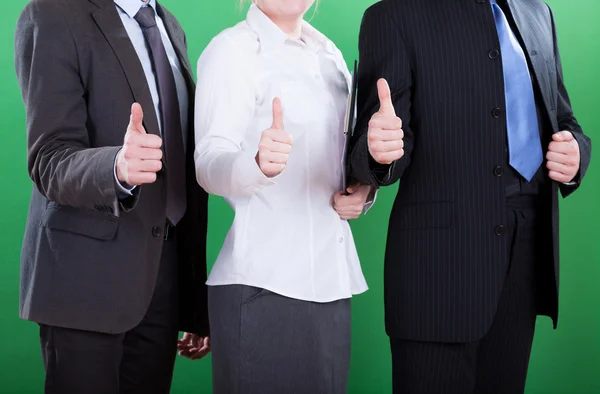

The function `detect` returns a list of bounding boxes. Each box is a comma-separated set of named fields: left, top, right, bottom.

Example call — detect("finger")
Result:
left=260, top=151, right=289, bottom=165
left=369, top=128, right=404, bottom=143
left=548, top=170, right=570, bottom=183
left=260, top=162, right=286, bottom=177
left=369, top=116, right=402, bottom=131
left=134, top=159, right=162, bottom=173
left=124, top=146, right=163, bottom=161
left=335, top=203, right=365, bottom=214
left=370, top=139, right=404, bottom=153
left=129, top=103, right=146, bottom=134
left=127, top=171, right=158, bottom=185
left=377, top=78, right=396, bottom=116
left=271, top=97, right=284, bottom=130
left=333, top=191, right=345, bottom=205
left=192, top=335, right=201, bottom=350
left=178, top=332, right=191, bottom=345
left=269, top=130, right=293, bottom=145
left=545, top=151, right=569, bottom=164
left=552, top=131, right=574, bottom=142
left=336, top=210, right=362, bottom=220
left=260, top=139, right=292, bottom=154
left=190, top=348, right=211, bottom=360
left=372, top=149, right=404, bottom=165
left=546, top=160, right=572, bottom=175
left=140, top=134, right=163, bottom=149
left=548, top=141, right=574, bottom=155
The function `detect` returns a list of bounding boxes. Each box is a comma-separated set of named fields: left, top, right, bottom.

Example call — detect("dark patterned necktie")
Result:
left=135, top=6, right=186, bottom=225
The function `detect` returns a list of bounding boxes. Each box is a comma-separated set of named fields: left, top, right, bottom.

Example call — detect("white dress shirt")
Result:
left=113, top=0, right=189, bottom=194
left=194, top=5, right=368, bottom=303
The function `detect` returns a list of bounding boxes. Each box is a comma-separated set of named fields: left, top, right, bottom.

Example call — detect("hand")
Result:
left=116, top=103, right=163, bottom=185
left=256, top=98, right=293, bottom=178
left=333, top=184, right=372, bottom=220
left=177, top=333, right=211, bottom=361
left=546, top=131, right=580, bottom=183
left=368, top=78, right=404, bottom=165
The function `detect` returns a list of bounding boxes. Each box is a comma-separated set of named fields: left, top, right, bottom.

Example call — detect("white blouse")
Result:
left=194, top=5, right=368, bottom=303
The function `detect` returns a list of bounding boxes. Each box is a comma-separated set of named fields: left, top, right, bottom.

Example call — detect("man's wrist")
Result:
left=114, top=151, right=136, bottom=198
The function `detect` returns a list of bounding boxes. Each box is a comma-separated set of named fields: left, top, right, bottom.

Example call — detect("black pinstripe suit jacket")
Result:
left=349, top=0, right=592, bottom=343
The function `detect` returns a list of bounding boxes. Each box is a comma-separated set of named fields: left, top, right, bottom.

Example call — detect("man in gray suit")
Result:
left=15, top=0, right=210, bottom=392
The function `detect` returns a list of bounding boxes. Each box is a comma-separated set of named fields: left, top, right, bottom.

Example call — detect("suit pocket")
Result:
left=391, top=201, right=453, bottom=231
left=240, top=285, right=270, bottom=306
left=41, top=203, right=119, bottom=241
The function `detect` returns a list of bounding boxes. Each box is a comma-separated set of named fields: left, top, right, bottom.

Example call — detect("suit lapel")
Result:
left=89, top=0, right=161, bottom=136
left=506, top=0, right=557, bottom=130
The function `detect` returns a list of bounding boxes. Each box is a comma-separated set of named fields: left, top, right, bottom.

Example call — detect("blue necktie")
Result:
left=490, top=0, right=543, bottom=182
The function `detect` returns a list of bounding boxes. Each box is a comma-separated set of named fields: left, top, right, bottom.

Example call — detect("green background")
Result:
left=0, top=0, right=597, bottom=392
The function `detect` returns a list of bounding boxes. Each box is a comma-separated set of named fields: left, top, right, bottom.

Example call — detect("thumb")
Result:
left=553, top=131, right=573, bottom=142
left=129, top=103, right=145, bottom=134
left=271, top=97, right=284, bottom=130
left=377, top=78, right=396, bottom=116
left=346, top=183, right=360, bottom=194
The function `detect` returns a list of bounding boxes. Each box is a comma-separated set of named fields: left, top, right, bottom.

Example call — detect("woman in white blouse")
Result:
left=188, top=1, right=371, bottom=392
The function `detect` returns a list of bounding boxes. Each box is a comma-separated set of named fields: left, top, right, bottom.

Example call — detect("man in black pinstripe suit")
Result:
left=349, top=0, right=592, bottom=393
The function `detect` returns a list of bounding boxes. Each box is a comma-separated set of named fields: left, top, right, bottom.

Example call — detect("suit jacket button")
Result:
left=489, top=49, right=500, bottom=59
left=494, top=225, right=506, bottom=236
left=492, top=108, right=502, bottom=118
left=493, top=166, right=503, bottom=176
left=152, top=226, right=162, bottom=238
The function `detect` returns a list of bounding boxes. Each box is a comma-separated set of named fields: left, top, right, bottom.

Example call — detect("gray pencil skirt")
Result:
left=208, top=285, right=351, bottom=394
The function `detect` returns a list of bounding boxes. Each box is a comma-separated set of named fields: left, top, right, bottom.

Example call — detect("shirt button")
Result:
left=488, top=49, right=500, bottom=59
left=494, top=225, right=506, bottom=236
left=339, top=237, right=344, bottom=243
left=492, top=108, right=502, bottom=118
left=152, top=226, right=162, bottom=238
left=493, top=166, right=503, bottom=176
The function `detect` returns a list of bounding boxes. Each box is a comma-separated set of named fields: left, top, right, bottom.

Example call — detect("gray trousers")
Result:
left=208, top=285, right=351, bottom=394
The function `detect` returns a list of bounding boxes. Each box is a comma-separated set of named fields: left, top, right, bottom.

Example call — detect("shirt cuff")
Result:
left=113, top=152, right=136, bottom=198
left=232, top=150, right=276, bottom=195
left=562, top=181, right=577, bottom=186
left=363, top=186, right=378, bottom=214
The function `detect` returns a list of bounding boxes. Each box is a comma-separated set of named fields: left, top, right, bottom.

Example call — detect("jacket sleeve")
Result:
left=349, top=3, right=414, bottom=187
left=15, top=1, right=122, bottom=210
left=547, top=5, right=592, bottom=198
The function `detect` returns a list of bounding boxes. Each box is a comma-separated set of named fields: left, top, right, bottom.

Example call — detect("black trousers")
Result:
left=39, top=236, right=179, bottom=394
left=391, top=205, right=545, bottom=394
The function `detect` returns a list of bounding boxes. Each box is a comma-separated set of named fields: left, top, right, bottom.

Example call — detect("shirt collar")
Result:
left=114, top=0, right=157, bottom=19
left=246, top=4, right=334, bottom=54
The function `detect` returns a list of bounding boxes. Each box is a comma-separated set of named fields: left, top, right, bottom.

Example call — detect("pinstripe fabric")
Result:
left=390, top=207, right=539, bottom=394
left=349, top=0, right=592, bottom=343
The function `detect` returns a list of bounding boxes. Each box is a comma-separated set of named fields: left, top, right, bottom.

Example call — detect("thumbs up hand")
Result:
left=368, top=79, right=405, bottom=165
left=256, top=98, right=293, bottom=178
left=546, top=131, right=580, bottom=183
left=116, top=103, right=164, bottom=186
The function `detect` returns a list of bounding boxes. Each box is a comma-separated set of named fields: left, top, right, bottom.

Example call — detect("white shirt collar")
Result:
left=114, top=0, right=157, bottom=19
left=246, top=4, right=334, bottom=54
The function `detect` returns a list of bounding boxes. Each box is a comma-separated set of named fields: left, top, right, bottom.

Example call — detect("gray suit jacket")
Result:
left=15, top=0, right=210, bottom=335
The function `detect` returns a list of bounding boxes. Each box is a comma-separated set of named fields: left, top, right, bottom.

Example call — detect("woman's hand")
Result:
left=256, top=97, right=293, bottom=178
left=333, top=184, right=372, bottom=220
left=177, top=333, right=211, bottom=360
